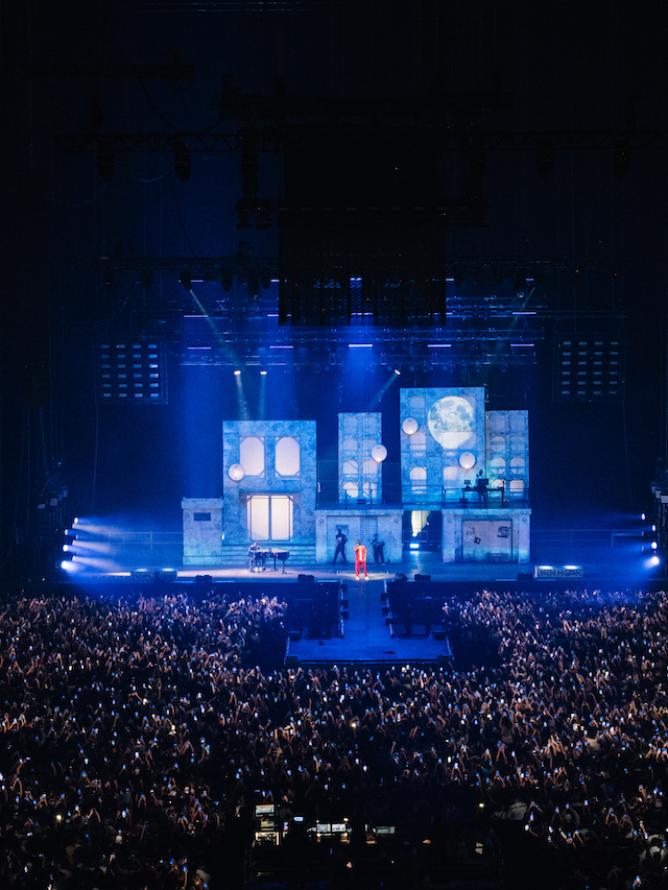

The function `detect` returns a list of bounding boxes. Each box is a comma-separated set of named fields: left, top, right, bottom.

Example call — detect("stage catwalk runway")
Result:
left=286, top=579, right=452, bottom=666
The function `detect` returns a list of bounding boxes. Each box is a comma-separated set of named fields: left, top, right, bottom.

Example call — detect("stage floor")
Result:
left=286, top=579, right=453, bottom=666
left=175, top=555, right=529, bottom=584
left=71, top=547, right=663, bottom=587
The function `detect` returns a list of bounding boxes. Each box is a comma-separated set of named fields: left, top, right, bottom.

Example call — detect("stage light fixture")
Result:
left=96, top=339, right=167, bottom=404
left=234, top=369, right=241, bottom=376
left=554, top=336, right=624, bottom=402
left=641, top=512, right=646, bottom=521
left=649, top=555, right=661, bottom=567
left=651, top=541, right=658, bottom=550
left=260, top=369, right=268, bottom=376
left=394, top=369, right=401, bottom=375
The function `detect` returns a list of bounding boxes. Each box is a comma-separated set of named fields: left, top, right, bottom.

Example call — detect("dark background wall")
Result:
left=3, top=1, right=668, bottom=565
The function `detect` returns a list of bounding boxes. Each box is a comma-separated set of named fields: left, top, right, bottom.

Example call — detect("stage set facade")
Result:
left=182, top=386, right=531, bottom=567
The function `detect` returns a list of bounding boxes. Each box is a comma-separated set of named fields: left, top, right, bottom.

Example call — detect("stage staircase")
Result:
left=219, top=543, right=316, bottom=568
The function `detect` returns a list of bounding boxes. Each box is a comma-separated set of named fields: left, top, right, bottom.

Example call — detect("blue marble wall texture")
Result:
left=400, top=387, right=486, bottom=507
left=338, top=412, right=383, bottom=504
left=315, top=508, right=402, bottom=563
left=181, top=497, right=224, bottom=565
left=222, top=420, right=316, bottom=548
left=442, top=507, right=531, bottom=563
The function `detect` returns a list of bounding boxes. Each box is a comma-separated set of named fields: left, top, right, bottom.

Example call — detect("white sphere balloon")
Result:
left=228, top=463, right=245, bottom=482
left=459, top=451, right=476, bottom=470
left=371, top=444, right=388, bottom=463
left=402, top=417, right=418, bottom=436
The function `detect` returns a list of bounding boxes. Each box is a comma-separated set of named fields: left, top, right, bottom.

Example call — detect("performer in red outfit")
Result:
left=354, top=541, right=368, bottom=579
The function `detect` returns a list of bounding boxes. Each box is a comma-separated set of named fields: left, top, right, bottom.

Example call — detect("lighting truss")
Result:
left=180, top=325, right=542, bottom=369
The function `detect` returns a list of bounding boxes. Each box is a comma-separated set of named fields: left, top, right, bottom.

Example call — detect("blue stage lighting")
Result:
left=641, top=512, right=646, bottom=521
left=260, top=369, right=268, bottom=376
left=649, top=555, right=661, bottom=567
left=234, top=369, right=241, bottom=376
left=651, top=541, right=658, bottom=550
left=652, top=524, right=657, bottom=532
left=73, top=517, right=79, bottom=525
left=60, top=560, right=75, bottom=572
left=62, top=544, right=71, bottom=552
left=394, top=369, right=401, bottom=375
left=409, top=541, right=420, bottom=550
left=348, top=343, right=372, bottom=349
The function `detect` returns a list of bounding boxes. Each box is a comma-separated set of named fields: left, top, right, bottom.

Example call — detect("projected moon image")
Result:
left=427, top=396, right=475, bottom=449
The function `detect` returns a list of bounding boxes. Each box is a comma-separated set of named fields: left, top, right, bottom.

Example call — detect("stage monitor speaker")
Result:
left=414, top=573, right=431, bottom=582
left=298, top=574, right=315, bottom=583
left=131, top=569, right=152, bottom=581
left=157, top=569, right=177, bottom=583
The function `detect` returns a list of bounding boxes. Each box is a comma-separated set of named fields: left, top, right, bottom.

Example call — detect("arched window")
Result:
left=410, top=466, right=427, bottom=495
left=275, top=436, right=300, bottom=476
left=240, top=436, right=264, bottom=476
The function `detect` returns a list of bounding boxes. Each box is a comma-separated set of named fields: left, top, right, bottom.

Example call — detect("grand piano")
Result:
left=248, top=548, right=290, bottom=574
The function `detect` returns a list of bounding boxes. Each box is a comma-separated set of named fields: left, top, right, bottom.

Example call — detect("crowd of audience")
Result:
left=0, top=585, right=667, bottom=889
